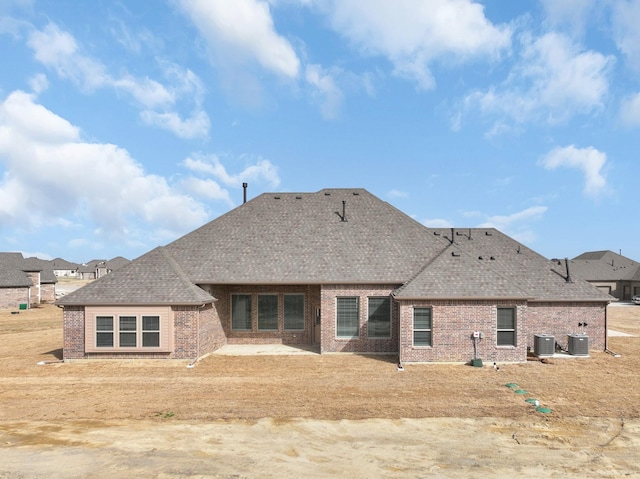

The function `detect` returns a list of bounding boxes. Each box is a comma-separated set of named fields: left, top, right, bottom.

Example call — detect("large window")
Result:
left=497, top=307, right=516, bottom=346
left=368, top=297, right=391, bottom=338
left=413, top=308, right=432, bottom=347
left=96, top=316, right=114, bottom=347
left=337, top=297, right=359, bottom=338
left=96, top=315, right=161, bottom=348
left=284, top=294, right=304, bottom=330
left=258, top=294, right=279, bottom=331
left=232, top=294, right=252, bottom=330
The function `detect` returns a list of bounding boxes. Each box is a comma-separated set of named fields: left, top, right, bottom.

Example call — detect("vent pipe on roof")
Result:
left=242, top=183, right=248, bottom=204
left=335, top=201, right=347, bottom=222
left=564, top=257, right=573, bottom=283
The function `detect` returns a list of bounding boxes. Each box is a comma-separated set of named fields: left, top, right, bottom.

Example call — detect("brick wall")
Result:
left=0, top=287, right=30, bottom=309
left=209, top=284, right=319, bottom=345
left=398, top=300, right=528, bottom=363
left=25, top=272, right=40, bottom=305
left=63, top=306, right=86, bottom=360
left=527, top=301, right=606, bottom=352
left=173, top=306, right=199, bottom=359
left=41, top=283, right=55, bottom=303
left=320, top=284, right=399, bottom=354
left=197, top=302, right=227, bottom=357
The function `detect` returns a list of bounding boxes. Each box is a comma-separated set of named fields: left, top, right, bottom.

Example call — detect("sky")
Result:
left=0, top=0, right=639, bottom=264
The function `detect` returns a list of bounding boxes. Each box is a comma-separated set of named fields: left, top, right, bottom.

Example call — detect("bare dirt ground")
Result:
left=1, top=301, right=640, bottom=478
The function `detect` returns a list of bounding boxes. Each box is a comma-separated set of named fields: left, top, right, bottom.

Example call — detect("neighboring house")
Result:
left=23, top=257, right=57, bottom=303
left=0, top=252, right=53, bottom=308
left=564, top=251, right=640, bottom=301
left=51, top=258, right=79, bottom=278
left=58, top=188, right=611, bottom=363
left=78, top=257, right=130, bottom=280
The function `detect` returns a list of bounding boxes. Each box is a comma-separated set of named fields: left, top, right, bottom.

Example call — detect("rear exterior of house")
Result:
left=58, top=188, right=611, bottom=363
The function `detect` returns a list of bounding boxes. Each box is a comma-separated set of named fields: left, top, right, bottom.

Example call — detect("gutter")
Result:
left=604, top=302, right=621, bottom=357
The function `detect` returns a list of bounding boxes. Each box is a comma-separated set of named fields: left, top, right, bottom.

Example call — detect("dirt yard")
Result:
left=1, top=302, right=639, bottom=477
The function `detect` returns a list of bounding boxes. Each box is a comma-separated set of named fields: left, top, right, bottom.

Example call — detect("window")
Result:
left=142, top=316, right=160, bottom=347
left=119, top=316, right=137, bottom=347
left=231, top=294, right=252, bottom=330
left=96, top=316, right=114, bottom=347
left=368, top=297, right=390, bottom=338
left=336, top=297, right=359, bottom=338
left=258, top=294, right=279, bottom=331
left=413, top=308, right=432, bottom=346
left=284, top=294, right=304, bottom=330
left=497, top=307, right=516, bottom=346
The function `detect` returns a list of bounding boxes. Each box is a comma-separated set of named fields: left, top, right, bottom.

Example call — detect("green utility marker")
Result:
left=505, top=383, right=518, bottom=388
left=536, top=407, right=552, bottom=414
left=514, top=389, right=527, bottom=394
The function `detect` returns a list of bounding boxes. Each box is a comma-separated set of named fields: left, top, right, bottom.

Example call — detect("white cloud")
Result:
left=460, top=32, right=614, bottom=131
left=0, top=90, right=209, bottom=242
left=540, top=0, right=597, bottom=36
left=611, top=0, right=640, bottom=72
left=620, top=91, right=640, bottom=127
left=183, top=155, right=280, bottom=187
left=305, top=64, right=344, bottom=119
left=317, top=0, right=511, bottom=90
left=423, top=218, right=453, bottom=228
left=479, top=206, right=548, bottom=231
left=26, top=23, right=210, bottom=139
left=539, top=145, right=608, bottom=196
left=177, top=0, right=300, bottom=78
left=387, top=189, right=408, bottom=199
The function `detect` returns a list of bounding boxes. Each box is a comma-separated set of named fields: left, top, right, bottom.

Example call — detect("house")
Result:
left=58, top=188, right=611, bottom=363
left=51, top=258, right=80, bottom=278
left=0, top=252, right=55, bottom=308
left=564, top=251, right=640, bottom=301
left=78, top=257, right=130, bottom=280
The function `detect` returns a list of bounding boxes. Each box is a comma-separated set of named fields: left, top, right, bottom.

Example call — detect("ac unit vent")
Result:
left=568, top=334, right=589, bottom=356
left=534, top=334, right=555, bottom=357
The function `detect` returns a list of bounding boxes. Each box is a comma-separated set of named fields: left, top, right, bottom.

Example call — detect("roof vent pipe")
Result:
left=564, top=257, right=573, bottom=283
left=242, top=183, right=248, bottom=204
left=341, top=201, right=347, bottom=222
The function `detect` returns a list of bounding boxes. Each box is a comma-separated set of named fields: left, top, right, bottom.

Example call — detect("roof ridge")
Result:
left=158, top=247, right=217, bottom=303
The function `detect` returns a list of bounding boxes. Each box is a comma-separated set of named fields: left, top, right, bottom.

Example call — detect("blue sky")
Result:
left=1, top=0, right=639, bottom=264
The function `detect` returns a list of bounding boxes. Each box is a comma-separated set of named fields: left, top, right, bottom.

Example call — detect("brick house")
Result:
left=0, top=252, right=56, bottom=308
left=58, top=188, right=611, bottom=363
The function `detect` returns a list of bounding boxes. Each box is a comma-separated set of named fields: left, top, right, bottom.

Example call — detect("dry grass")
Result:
left=1, top=303, right=639, bottom=422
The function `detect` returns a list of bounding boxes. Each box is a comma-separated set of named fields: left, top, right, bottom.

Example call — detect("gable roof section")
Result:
left=394, top=242, right=531, bottom=300
left=0, top=252, right=33, bottom=288
left=165, top=188, right=443, bottom=284
left=57, top=247, right=216, bottom=306
left=395, top=229, right=611, bottom=302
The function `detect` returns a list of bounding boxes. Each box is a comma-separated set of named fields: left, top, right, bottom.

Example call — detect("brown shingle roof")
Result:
left=58, top=188, right=611, bottom=305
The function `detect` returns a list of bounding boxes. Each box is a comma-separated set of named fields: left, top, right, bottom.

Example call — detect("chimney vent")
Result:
left=242, top=183, right=248, bottom=204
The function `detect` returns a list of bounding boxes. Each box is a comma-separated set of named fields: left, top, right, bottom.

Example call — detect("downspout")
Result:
left=187, top=302, right=209, bottom=368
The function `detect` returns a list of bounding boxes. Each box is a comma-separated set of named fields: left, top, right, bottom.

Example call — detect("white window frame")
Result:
left=413, top=307, right=432, bottom=347
left=497, top=307, right=516, bottom=347
left=336, top=297, right=359, bottom=339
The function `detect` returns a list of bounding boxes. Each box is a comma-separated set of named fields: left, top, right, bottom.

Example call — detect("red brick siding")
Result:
left=40, top=283, right=55, bottom=303
left=63, top=306, right=85, bottom=360
left=173, top=306, right=199, bottom=359
left=527, top=302, right=606, bottom=352
left=209, top=285, right=318, bottom=345
left=25, top=272, right=40, bottom=305
left=398, top=300, right=528, bottom=363
left=0, top=287, right=30, bottom=309
left=320, top=284, right=399, bottom=354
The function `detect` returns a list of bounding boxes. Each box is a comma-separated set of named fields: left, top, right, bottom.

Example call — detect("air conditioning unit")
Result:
left=568, top=334, right=589, bottom=356
left=533, top=334, right=555, bottom=357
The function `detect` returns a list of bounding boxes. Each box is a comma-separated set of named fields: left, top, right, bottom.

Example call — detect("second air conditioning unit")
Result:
left=568, top=334, right=589, bottom=356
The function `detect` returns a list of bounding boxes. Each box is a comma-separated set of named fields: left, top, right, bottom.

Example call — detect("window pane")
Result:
left=368, top=297, right=390, bottom=338
left=96, top=332, right=113, bottom=347
left=258, top=295, right=279, bottom=331
left=232, top=294, right=252, bottom=330
left=142, top=316, right=160, bottom=331
left=414, top=330, right=432, bottom=347
left=119, top=332, right=136, bottom=347
left=120, top=316, right=136, bottom=331
left=96, top=316, right=113, bottom=331
left=284, top=294, right=304, bottom=330
left=413, top=308, right=432, bottom=330
left=143, top=332, right=160, bottom=347
left=337, top=297, right=359, bottom=338
left=497, top=331, right=515, bottom=346
left=497, top=308, right=514, bottom=330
